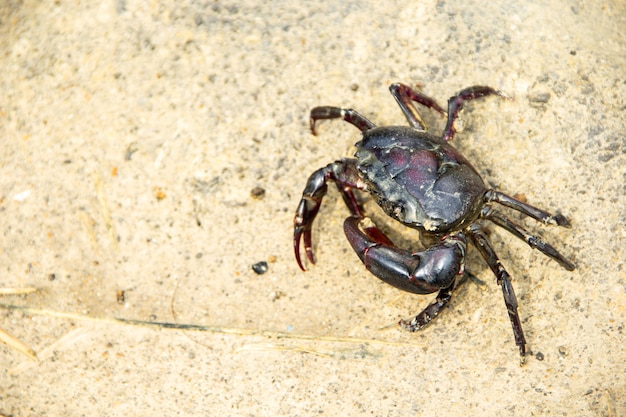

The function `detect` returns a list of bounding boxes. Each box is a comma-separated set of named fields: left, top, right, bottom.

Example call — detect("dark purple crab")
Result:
left=293, top=83, right=575, bottom=359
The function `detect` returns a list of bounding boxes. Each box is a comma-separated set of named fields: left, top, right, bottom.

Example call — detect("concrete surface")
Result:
left=1, top=0, right=624, bottom=416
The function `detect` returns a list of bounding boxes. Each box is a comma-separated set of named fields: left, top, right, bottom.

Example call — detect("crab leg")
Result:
left=481, top=206, right=576, bottom=270
left=485, top=190, right=572, bottom=228
left=467, top=224, right=527, bottom=359
left=310, top=107, right=375, bottom=135
left=389, top=83, right=447, bottom=130
left=399, top=282, right=455, bottom=332
left=442, top=86, right=511, bottom=141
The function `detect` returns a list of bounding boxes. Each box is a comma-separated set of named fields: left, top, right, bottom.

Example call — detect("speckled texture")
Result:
left=1, top=1, right=624, bottom=416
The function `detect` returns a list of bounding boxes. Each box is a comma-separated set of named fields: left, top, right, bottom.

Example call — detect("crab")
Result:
left=293, top=83, right=575, bottom=359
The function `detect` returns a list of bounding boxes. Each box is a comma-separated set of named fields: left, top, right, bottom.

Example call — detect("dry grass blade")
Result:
left=0, top=287, right=37, bottom=295
left=0, top=326, right=38, bottom=361
left=1, top=287, right=38, bottom=360
left=0, top=303, right=420, bottom=348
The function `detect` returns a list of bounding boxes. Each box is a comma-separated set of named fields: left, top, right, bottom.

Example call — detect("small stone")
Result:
left=252, top=261, right=268, bottom=275
left=250, top=186, right=266, bottom=200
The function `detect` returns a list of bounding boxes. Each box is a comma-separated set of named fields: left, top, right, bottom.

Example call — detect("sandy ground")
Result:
left=0, top=1, right=624, bottom=416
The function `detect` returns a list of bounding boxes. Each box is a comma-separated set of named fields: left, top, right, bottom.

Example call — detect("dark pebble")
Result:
left=252, top=261, right=269, bottom=275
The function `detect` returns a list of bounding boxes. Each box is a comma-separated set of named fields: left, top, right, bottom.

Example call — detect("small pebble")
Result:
left=252, top=261, right=268, bottom=275
left=250, top=186, right=265, bottom=200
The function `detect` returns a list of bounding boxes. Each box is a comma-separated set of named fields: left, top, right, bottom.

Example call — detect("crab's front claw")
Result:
left=294, top=197, right=320, bottom=270
left=343, top=216, right=466, bottom=295
left=294, top=168, right=329, bottom=271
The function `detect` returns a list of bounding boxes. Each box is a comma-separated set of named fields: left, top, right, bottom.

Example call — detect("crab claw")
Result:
left=294, top=199, right=318, bottom=271
left=293, top=169, right=328, bottom=270
left=294, top=160, right=366, bottom=271
left=343, top=216, right=466, bottom=295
